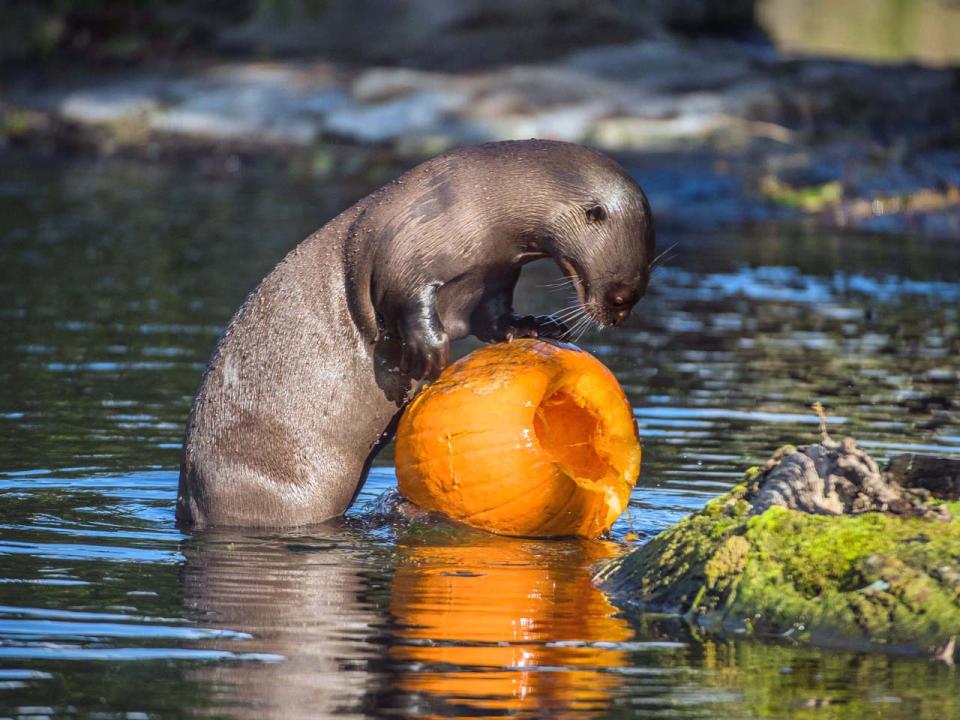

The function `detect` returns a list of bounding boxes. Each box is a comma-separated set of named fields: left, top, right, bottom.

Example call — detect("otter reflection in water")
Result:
left=180, top=522, right=634, bottom=719
left=180, top=526, right=384, bottom=719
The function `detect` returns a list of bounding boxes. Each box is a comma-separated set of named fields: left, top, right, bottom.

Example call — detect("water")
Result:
left=1, top=150, right=959, bottom=719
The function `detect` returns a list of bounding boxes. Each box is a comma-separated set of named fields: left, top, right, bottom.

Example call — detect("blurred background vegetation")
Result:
left=1, top=0, right=758, bottom=68
left=2, top=0, right=958, bottom=237
left=5, top=0, right=956, bottom=69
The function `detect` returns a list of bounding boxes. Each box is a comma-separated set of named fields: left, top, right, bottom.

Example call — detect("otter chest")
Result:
left=436, top=275, right=486, bottom=340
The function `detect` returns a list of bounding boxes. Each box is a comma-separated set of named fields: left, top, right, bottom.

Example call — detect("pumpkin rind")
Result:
left=395, top=339, right=641, bottom=538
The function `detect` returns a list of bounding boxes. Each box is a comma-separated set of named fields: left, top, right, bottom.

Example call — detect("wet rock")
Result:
left=597, top=439, right=960, bottom=660
left=58, top=80, right=161, bottom=125
left=522, top=102, right=610, bottom=142
left=746, top=436, right=951, bottom=520
left=564, top=39, right=756, bottom=93
left=887, top=454, right=960, bottom=502
left=351, top=68, right=467, bottom=102
left=589, top=114, right=725, bottom=150
left=324, top=91, right=467, bottom=144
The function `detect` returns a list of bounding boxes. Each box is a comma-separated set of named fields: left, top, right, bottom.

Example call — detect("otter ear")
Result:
left=585, top=204, right=607, bottom=222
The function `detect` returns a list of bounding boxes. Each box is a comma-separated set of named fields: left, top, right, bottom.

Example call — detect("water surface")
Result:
left=1, top=151, right=959, bottom=718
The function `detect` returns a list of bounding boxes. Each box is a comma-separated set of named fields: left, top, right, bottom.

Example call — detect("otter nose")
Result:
left=604, top=284, right=640, bottom=326
left=604, top=284, right=639, bottom=310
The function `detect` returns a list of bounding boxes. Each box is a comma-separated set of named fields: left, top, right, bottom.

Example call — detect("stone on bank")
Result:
left=596, top=436, right=960, bottom=660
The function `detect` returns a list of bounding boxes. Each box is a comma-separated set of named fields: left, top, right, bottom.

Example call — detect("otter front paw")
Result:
left=504, top=314, right=569, bottom=341
left=399, top=328, right=451, bottom=381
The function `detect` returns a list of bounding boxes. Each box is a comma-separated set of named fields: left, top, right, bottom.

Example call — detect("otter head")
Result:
left=540, top=160, right=655, bottom=328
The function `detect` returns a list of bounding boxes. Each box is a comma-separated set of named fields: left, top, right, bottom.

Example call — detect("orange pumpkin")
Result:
left=390, top=534, right=632, bottom=716
left=395, top=339, right=641, bottom=538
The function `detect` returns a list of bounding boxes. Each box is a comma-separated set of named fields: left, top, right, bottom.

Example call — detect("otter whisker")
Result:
left=553, top=273, right=584, bottom=288
left=557, top=316, right=586, bottom=333
left=649, top=242, right=678, bottom=269
left=564, top=315, right=592, bottom=342
left=553, top=304, right=586, bottom=320
left=571, top=325, right=589, bottom=344
left=538, top=276, right=579, bottom=290
left=554, top=306, right=588, bottom=325
left=574, top=317, right=594, bottom=342
left=650, top=254, right=675, bottom=274
left=560, top=317, right=581, bottom=341
left=552, top=299, right=587, bottom=318
left=555, top=313, right=584, bottom=327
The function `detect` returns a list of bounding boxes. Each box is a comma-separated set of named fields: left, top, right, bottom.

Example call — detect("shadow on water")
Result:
left=1, top=150, right=959, bottom=717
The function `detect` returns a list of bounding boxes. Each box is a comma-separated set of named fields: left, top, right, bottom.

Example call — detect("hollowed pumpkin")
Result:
left=395, top=339, right=641, bottom=538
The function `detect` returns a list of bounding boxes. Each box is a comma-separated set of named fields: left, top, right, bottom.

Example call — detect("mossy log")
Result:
left=597, top=439, right=960, bottom=659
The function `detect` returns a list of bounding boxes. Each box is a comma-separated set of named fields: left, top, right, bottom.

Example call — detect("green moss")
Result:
left=762, top=178, right=845, bottom=211
left=0, top=108, right=48, bottom=141
left=599, top=488, right=960, bottom=655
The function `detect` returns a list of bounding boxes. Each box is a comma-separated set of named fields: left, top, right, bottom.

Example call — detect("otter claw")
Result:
left=400, top=331, right=450, bottom=381
left=505, top=314, right=568, bottom=341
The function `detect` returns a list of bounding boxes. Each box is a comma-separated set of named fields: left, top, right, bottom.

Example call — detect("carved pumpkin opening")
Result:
left=533, top=389, right=610, bottom=483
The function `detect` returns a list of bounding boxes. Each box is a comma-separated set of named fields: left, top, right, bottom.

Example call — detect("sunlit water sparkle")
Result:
left=1, top=152, right=959, bottom=718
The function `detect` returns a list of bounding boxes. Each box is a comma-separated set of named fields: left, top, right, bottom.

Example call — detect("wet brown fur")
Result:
left=177, top=140, right=654, bottom=528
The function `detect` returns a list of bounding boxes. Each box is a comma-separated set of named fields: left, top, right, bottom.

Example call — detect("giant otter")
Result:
left=177, top=140, right=655, bottom=528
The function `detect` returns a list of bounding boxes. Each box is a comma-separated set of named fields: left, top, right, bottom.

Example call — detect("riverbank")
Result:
left=4, top=36, right=959, bottom=237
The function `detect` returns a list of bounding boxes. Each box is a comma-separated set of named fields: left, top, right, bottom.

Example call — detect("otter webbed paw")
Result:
left=394, top=284, right=451, bottom=381
left=504, top=314, right=568, bottom=341
left=399, top=321, right=450, bottom=381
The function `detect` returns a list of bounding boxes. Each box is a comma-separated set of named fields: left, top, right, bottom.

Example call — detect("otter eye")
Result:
left=585, top=205, right=607, bottom=222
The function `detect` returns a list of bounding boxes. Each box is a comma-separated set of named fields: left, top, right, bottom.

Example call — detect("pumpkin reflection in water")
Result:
left=396, top=339, right=641, bottom=538
left=390, top=532, right=631, bottom=718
